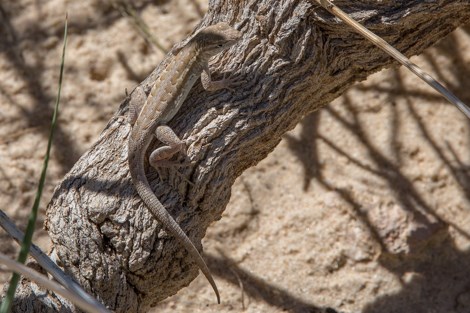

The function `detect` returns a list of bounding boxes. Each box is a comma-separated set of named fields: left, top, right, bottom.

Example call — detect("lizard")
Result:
left=128, top=22, right=242, bottom=304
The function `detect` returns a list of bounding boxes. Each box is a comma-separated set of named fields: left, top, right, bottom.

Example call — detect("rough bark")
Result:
left=10, top=1, right=470, bottom=312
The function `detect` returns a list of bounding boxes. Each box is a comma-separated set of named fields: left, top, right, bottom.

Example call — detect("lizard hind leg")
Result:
left=150, top=125, right=195, bottom=185
left=150, top=125, right=187, bottom=168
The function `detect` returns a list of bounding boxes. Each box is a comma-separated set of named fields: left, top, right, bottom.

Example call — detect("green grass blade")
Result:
left=0, top=14, right=68, bottom=313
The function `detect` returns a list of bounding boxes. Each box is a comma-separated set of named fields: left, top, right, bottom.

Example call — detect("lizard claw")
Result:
left=220, top=74, right=246, bottom=92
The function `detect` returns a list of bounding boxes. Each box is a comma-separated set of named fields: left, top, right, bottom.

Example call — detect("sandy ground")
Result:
left=1, top=1, right=470, bottom=313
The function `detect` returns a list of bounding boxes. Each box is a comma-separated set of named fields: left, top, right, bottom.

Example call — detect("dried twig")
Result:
left=315, top=0, right=470, bottom=119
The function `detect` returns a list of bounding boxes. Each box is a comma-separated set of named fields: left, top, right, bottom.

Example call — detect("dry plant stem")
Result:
left=0, top=210, right=109, bottom=312
left=315, top=0, right=470, bottom=119
left=230, top=268, right=245, bottom=310
left=0, top=253, right=110, bottom=313
left=110, top=0, right=166, bottom=53
left=8, top=1, right=467, bottom=312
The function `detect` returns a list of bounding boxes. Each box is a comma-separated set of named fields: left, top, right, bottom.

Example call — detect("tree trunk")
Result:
left=11, top=1, right=470, bottom=312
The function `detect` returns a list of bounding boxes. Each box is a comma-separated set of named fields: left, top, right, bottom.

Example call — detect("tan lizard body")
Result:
left=128, top=22, right=241, bottom=304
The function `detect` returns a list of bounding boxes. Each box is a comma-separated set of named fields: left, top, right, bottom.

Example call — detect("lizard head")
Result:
left=194, top=22, right=242, bottom=56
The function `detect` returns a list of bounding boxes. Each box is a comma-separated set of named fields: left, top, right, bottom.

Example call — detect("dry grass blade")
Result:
left=0, top=210, right=111, bottom=313
left=315, top=0, right=470, bottom=119
left=0, top=253, right=109, bottom=313
left=109, top=0, right=166, bottom=53
left=230, top=268, right=245, bottom=310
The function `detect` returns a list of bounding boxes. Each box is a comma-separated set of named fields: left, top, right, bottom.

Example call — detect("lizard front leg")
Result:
left=127, top=86, right=147, bottom=125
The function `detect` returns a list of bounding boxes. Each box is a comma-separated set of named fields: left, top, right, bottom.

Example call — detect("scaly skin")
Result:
left=128, top=22, right=242, bottom=304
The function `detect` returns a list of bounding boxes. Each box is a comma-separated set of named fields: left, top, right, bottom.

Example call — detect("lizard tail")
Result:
left=131, top=167, right=220, bottom=304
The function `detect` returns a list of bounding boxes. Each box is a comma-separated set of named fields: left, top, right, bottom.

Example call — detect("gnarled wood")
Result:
left=11, top=1, right=470, bottom=312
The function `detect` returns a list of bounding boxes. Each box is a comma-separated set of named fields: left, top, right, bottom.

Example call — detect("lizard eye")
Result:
left=218, top=44, right=223, bottom=47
